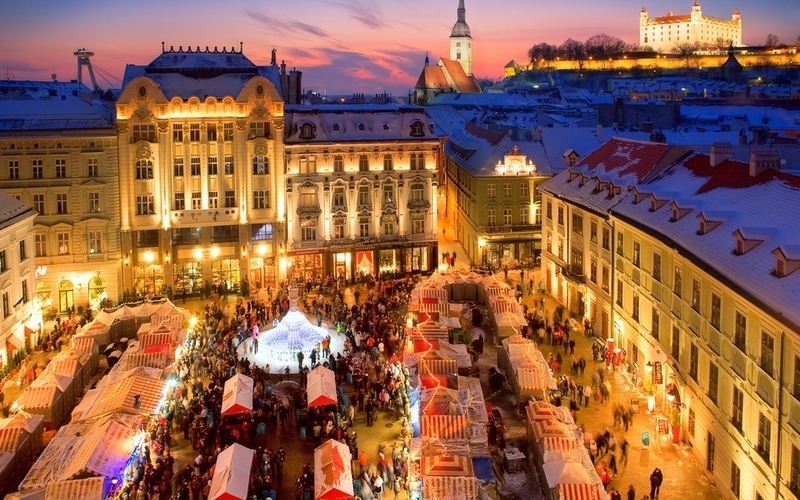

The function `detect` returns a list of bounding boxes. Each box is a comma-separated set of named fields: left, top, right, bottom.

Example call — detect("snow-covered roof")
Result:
left=284, top=105, right=439, bottom=143
left=613, top=152, right=800, bottom=330
left=0, top=190, right=36, bottom=231
left=0, top=99, right=113, bottom=131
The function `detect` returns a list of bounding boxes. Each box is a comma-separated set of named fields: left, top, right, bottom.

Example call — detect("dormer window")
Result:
left=772, top=246, right=800, bottom=277
left=697, top=213, right=722, bottom=235
left=579, top=175, right=588, bottom=187
left=410, top=121, right=425, bottom=137
left=650, top=195, right=668, bottom=213
left=568, top=171, right=581, bottom=183
left=358, top=123, right=365, bottom=131
left=632, top=187, right=649, bottom=204
left=383, top=123, right=389, bottom=130
left=733, top=228, right=766, bottom=256
left=669, top=202, right=692, bottom=222
left=299, top=123, right=315, bottom=140
left=332, top=124, right=340, bottom=131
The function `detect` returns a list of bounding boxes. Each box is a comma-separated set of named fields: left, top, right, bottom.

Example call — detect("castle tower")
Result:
left=690, top=1, right=702, bottom=22
left=449, top=0, right=472, bottom=75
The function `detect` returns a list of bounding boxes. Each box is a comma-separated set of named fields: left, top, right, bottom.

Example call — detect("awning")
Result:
left=557, top=483, right=604, bottom=500
left=307, top=366, right=337, bottom=408
left=5, top=334, right=23, bottom=350
left=208, top=443, right=254, bottom=500
left=420, top=415, right=467, bottom=441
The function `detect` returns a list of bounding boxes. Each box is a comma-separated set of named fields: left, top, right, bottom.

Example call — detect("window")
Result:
left=21, top=279, right=28, bottom=303
left=0, top=251, right=6, bottom=272
left=88, top=192, right=100, bottom=213
left=189, top=124, right=200, bottom=141
left=410, top=121, right=425, bottom=137
left=688, top=407, right=695, bottom=437
left=223, top=122, right=234, bottom=141
left=88, top=231, right=101, bottom=254
left=791, top=446, right=800, bottom=497
left=503, top=183, right=511, bottom=197
left=651, top=307, right=660, bottom=340
left=546, top=201, right=552, bottom=219
left=590, top=221, right=597, bottom=243
left=332, top=187, right=346, bottom=208
left=632, top=291, right=639, bottom=321
left=174, top=157, right=184, bottom=176
left=632, top=241, right=641, bottom=267
left=207, top=123, right=217, bottom=141
left=520, top=183, right=529, bottom=197
left=617, top=232, right=624, bottom=256
left=383, top=221, right=395, bottom=236
left=249, top=122, right=268, bottom=139
left=190, top=157, right=201, bottom=176
left=411, top=213, right=425, bottom=234
left=135, top=160, right=153, bottom=179
left=208, top=156, right=218, bottom=175
left=590, top=259, right=597, bottom=283
left=2, top=293, right=8, bottom=318
left=251, top=223, right=273, bottom=241
left=409, top=152, right=424, bottom=170
left=710, top=293, right=721, bottom=330
left=35, top=234, right=46, bottom=257
left=795, top=356, right=800, bottom=400
left=253, top=190, right=269, bottom=209
left=224, top=191, right=235, bottom=208
left=333, top=221, right=346, bottom=239
left=708, top=362, right=718, bottom=404
left=32, top=159, right=43, bottom=179
left=557, top=206, right=564, bottom=225
left=357, top=185, right=371, bottom=206
left=732, top=387, right=743, bottom=431
left=653, top=253, right=662, bottom=282
left=208, top=191, right=218, bottom=209
left=174, top=192, right=185, bottom=210
left=692, top=278, right=701, bottom=311
left=299, top=156, right=316, bottom=174
left=56, top=193, right=68, bottom=214
left=359, top=217, right=370, bottom=237
left=382, top=184, right=395, bottom=205
left=358, top=155, right=369, bottom=172
left=136, top=195, right=154, bottom=215
left=410, top=183, right=424, bottom=202
left=602, top=227, right=610, bottom=250
left=173, top=124, right=183, bottom=142
left=487, top=209, right=496, bottom=226
left=671, top=325, right=680, bottom=360
left=171, top=227, right=199, bottom=246
left=57, top=232, right=70, bottom=255
left=761, top=331, right=774, bottom=377
left=487, top=184, right=496, bottom=198
left=224, top=156, right=234, bottom=175
left=383, top=154, right=393, bottom=171
left=757, top=413, right=771, bottom=464
left=211, top=225, right=238, bottom=243
left=132, top=124, right=155, bottom=142
left=333, top=155, right=344, bottom=172
left=302, top=226, right=316, bottom=241
left=734, top=311, right=747, bottom=353
left=673, top=266, right=683, bottom=297
left=520, top=208, right=528, bottom=225
left=503, top=209, right=512, bottom=226
left=191, top=192, right=201, bottom=209
left=602, top=265, right=610, bottom=293
left=690, top=343, right=698, bottom=381
left=572, top=213, right=584, bottom=235
left=8, top=160, right=19, bottom=179
left=88, top=158, right=99, bottom=177
left=253, top=156, right=269, bottom=175
left=19, top=240, right=26, bottom=261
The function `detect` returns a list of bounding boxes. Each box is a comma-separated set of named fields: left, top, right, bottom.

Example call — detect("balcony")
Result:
left=296, top=206, right=322, bottom=218
left=480, top=224, right=541, bottom=234
left=171, top=208, right=238, bottom=225
left=560, top=265, right=585, bottom=285
left=323, top=234, right=409, bottom=250
left=406, top=200, right=430, bottom=211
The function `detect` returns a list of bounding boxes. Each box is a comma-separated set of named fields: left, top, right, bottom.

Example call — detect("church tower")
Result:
left=449, top=0, right=472, bottom=75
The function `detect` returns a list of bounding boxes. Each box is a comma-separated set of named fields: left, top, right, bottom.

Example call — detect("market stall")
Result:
left=0, top=413, right=45, bottom=498
left=43, top=476, right=107, bottom=500
left=307, top=366, right=337, bottom=408
left=208, top=443, right=254, bottom=500
left=420, top=455, right=480, bottom=500
left=221, top=374, right=254, bottom=416
left=71, top=336, right=99, bottom=376
left=314, top=439, right=353, bottom=500
left=18, top=383, right=65, bottom=430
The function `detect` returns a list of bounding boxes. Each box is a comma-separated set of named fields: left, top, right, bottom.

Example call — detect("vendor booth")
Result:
left=314, top=439, right=353, bottom=500
left=221, top=374, right=254, bottom=416
left=307, top=366, right=337, bottom=407
left=208, top=443, right=254, bottom=500
left=0, top=413, right=45, bottom=498
left=420, top=455, right=480, bottom=500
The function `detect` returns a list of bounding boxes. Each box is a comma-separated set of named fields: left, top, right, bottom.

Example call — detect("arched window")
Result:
left=58, top=279, right=74, bottom=313
left=410, top=121, right=425, bottom=137
left=299, top=123, right=315, bottom=139
left=36, top=281, right=51, bottom=302
left=88, top=276, right=107, bottom=304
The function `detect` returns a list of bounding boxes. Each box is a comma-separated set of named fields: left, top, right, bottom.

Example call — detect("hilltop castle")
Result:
left=640, top=1, right=742, bottom=53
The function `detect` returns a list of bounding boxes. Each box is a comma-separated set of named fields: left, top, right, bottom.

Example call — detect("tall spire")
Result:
left=451, top=0, right=471, bottom=38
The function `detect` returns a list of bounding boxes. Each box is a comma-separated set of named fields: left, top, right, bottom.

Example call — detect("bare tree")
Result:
left=796, top=34, right=800, bottom=47
left=528, top=42, right=558, bottom=69
left=672, top=42, right=700, bottom=68
left=558, top=38, right=587, bottom=69
left=765, top=34, right=780, bottom=47
left=713, top=37, right=733, bottom=51
left=584, top=34, right=629, bottom=60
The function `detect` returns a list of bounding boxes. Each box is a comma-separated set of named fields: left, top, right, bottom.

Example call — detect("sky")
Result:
left=1, top=0, right=798, bottom=96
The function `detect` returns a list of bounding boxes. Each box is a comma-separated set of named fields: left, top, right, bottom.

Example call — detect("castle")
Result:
left=639, top=1, right=742, bottom=53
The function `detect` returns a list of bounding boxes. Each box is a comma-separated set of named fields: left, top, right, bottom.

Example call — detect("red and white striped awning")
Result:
left=540, top=436, right=581, bottom=453
left=557, top=483, right=604, bottom=500
left=532, top=418, right=573, bottom=440
left=421, top=415, right=467, bottom=441
left=422, top=476, right=480, bottom=500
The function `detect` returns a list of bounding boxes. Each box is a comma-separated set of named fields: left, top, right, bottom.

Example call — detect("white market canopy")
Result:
left=208, top=443, right=254, bottom=500
left=221, top=374, right=254, bottom=416
left=314, top=439, right=354, bottom=500
left=307, top=366, right=337, bottom=407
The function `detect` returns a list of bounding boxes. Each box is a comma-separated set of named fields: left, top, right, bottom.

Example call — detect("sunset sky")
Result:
left=1, top=0, right=798, bottom=96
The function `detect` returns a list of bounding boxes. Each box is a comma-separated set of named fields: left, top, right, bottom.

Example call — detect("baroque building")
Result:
left=283, top=105, right=440, bottom=280
left=639, top=2, right=742, bottom=53
left=0, top=81, right=120, bottom=315
left=541, top=138, right=800, bottom=500
left=116, top=45, right=287, bottom=297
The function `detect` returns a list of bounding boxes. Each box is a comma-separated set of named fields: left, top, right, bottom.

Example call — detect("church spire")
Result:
left=451, top=0, right=471, bottom=38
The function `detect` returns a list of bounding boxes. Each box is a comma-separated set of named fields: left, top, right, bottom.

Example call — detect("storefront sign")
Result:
left=653, top=361, right=663, bottom=385
left=287, top=249, right=324, bottom=256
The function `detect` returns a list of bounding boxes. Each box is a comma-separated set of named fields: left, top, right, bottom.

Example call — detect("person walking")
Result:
left=649, top=467, right=663, bottom=498
left=626, top=485, right=636, bottom=500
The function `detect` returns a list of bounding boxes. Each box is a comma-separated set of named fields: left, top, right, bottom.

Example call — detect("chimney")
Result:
left=749, top=149, right=781, bottom=177
left=596, top=123, right=603, bottom=142
left=709, top=142, right=734, bottom=167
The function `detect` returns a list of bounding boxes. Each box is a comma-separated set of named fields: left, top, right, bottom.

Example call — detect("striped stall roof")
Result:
left=540, top=436, right=581, bottom=453
left=0, top=427, right=25, bottom=452
left=422, top=476, right=480, bottom=500
left=18, top=384, right=61, bottom=409
left=420, top=414, right=468, bottom=441
left=72, top=336, right=99, bottom=355
left=123, top=351, right=168, bottom=370
left=532, top=418, right=574, bottom=440
left=420, top=455, right=474, bottom=477
left=557, top=483, right=604, bottom=500
left=44, top=476, right=106, bottom=500
left=84, top=375, right=166, bottom=419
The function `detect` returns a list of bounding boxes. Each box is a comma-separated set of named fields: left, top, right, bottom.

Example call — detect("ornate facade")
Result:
left=283, top=106, right=440, bottom=280
left=116, top=46, right=286, bottom=297
left=640, top=2, right=742, bottom=53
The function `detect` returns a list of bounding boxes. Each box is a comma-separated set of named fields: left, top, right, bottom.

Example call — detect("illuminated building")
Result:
left=541, top=139, right=800, bottom=500
left=640, top=2, right=742, bottom=53
left=443, top=121, right=552, bottom=269
left=283, top=105, right=440, bottom=280
left=116, top=45, right=289, bottom=296
left=0, top=79, right=120, bottom=313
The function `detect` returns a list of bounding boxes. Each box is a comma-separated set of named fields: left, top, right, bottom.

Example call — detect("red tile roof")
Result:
left=683, top=153, right=800, bottom=194
left=465, top=121, right=505, bottom=146
left=578, top=138, right=672, bottom=182
left=650, top=14, right=691, bottom=23
left=439, top=59, right=481, bottom=93
left=415, top=66, right=450, bottom=90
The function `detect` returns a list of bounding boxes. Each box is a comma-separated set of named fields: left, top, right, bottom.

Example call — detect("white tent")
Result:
left=307, top=366, right=337, bottom=407
left=221, top=374, right=254, bottom=416
left=314, top=439, right=353, bottom=500
left=208, top=443, right=254, bottom=500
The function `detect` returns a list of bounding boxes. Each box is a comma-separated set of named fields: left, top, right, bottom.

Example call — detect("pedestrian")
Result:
left=626, top=484, right=636, bottom=500
left=608, top=488, right=621, bottom=500
left=297, top=351, right=304, bottom=371
left=649, top=467, right=663, bottom=498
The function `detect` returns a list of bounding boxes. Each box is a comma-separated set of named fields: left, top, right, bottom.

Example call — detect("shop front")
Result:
left=323, top=239, right=437, bottom=281
left=287, top=250, right=324, bottom=282
left=173, top=261, right=204, bottom=296
left=483, top=238, right=540, bottom=268
left=212, top=258, right=240, bottom=293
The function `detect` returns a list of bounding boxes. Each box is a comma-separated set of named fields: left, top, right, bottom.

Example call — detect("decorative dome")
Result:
left=450, top=0, right=471, bottom=38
